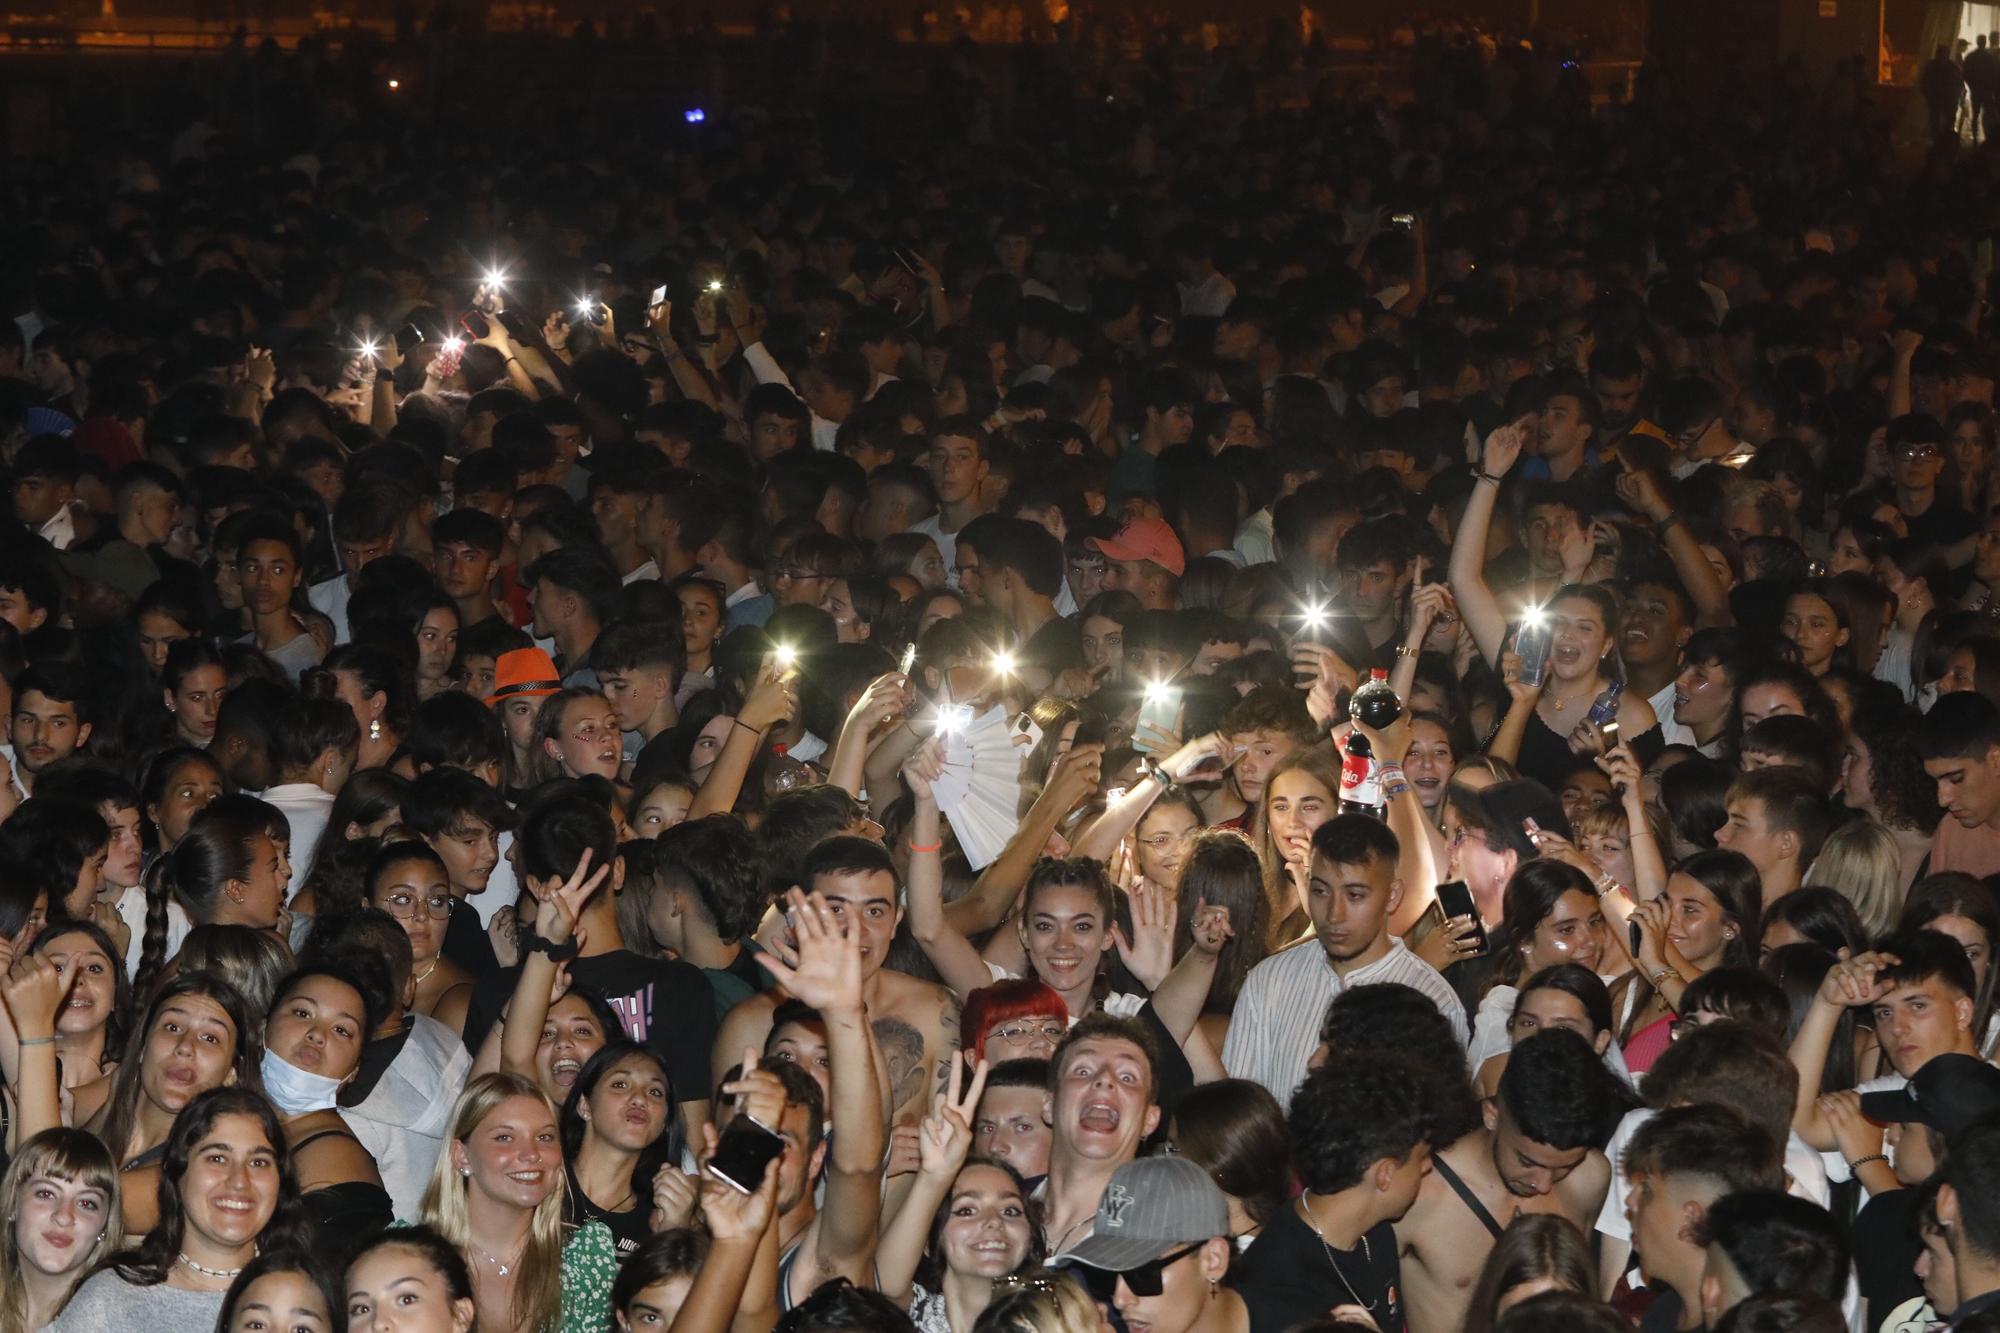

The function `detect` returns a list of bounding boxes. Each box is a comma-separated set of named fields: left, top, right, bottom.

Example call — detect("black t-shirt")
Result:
left=1236, top=1201, right=1403, bottom=1333
left=1853, top=1187, right=1926, bottom=1333
left=1904, top=499, right=1978, bottom=552
left=565, top=1164, right=654, bottom=1258
left=442, top=898, right=498, bottom=977
left=463, top=947, right=719, bottom=1109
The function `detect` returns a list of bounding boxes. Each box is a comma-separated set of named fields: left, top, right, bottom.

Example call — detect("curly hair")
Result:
left=1290, top=1051, right=1435, bottom=1193
left=1849, top=696, right=1944, bottom=836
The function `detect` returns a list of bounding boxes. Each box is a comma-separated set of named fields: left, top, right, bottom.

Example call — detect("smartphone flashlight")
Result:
left=356, top=339, right=379, bottom=358
left=1300, top=602, right=1329, bottom=631
left=575, top=297, right=596, bottom=318
left=482, top=267, right=508, bottom=289
left=387, top=77, right=400, bottom=90
left=685, top=108, right=707, bottom=124
left=772, top=644, right=797, bottom=669
left=442, top=335, right=465, bottom=352
left=1521, top=603, right=1547, bottom=629
left=707, top=279, right=725, bottom=293
left=1144, top=679, right=1174, bottom=704
left=992, top=651, right=1016, bottom=676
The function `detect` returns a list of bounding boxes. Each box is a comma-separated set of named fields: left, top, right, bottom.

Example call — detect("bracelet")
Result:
left=1394, top=644, right=1420, bottom=658
left=732, top=718, right=762, bottom=737
left=1649, top=966, right=1676, bottom=987
left=1654, top=514, right=1683, bottom=538
left=525, top=935, right=581, bottom=963
left=1476, top=470, right=1506, bottom=486
left=1595, top=872, right=1622, bottom=897
left=15, top=1035, right=53, bottom=1047
left=1846, top=1154, right=1889, bottom=1170
left=907, top=841, right=942, bottom=855
left=1375, top=761, right=1405, bottom=779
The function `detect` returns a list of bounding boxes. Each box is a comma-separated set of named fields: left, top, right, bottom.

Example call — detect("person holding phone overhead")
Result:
left=1450, top=421, right=1661, bottom=791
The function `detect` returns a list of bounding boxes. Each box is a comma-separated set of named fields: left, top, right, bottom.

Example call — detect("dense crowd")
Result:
left=0, top=23, right=1996, bottom=1333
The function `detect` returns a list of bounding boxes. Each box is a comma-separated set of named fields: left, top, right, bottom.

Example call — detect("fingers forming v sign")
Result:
left=919, top=1055, right=990, bottom=1177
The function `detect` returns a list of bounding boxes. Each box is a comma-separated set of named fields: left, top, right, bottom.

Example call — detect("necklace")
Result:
left=1300, top=1192, right=1377, bottom=1312
left=1545, top=680, right=1599, bottom=714
left=177, top=1252, right=246, bottom=1279
left=474, top=1243, right=523, bottom=1278
left=412, top=956, right=439, bottom=985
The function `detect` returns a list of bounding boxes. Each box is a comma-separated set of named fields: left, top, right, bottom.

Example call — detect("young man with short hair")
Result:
left=1053, top=1155, right=1249, bottom=1333
left=1236, top=1051, right=1436, bottom=1331
left=1794, top=929, right=1981, bottom=1142
left=464, top=790, right=716, bottom=1149
left=1200, top=686, right=1320, bottom=830
left=1397, top=1030, right=1621, bottom=1333
left=1224, top=815, right=1466, bottom=1105
left=1696, top=1190, right=1850, bottom=1329
left=1333, top=515, right=1418, bottom=667
left=588, top=470, right=661, bottom=584
left=308, top=484, right=409, bottom=642
left=1622, top=1105, right=1788, bottom=1332
left=432, top=507, right=510, bottom=635
left=3, top=667, right=92, bottom=799
left=910, top=416, right=993, bottom=577
left=1092, top=515, right=1185, bottom=611
left=257, top=697, right=359, bottom=901
left=1932, top=1112, right=2000, bottom=1320
left=524, top=546, right=622, bottom=688
left=1715, top=767, right=1831, bottom=906
left=236, top=514, right=324, bottom=678
left=1919, top=691, right=2000, bottom=877
left=401, top=765, right=518, bottom=972
left=712, top=835, right=960, bottom=1128
left=1038, top=1013, right=1165, bottom=1259
left=593, top=616, right=685, bottom=765
left=972, top=1057, right=1053, bottom=1181
left=643, top=813, right=772, bottom=1020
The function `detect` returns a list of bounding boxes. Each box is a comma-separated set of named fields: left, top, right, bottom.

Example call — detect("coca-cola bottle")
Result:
left=1339, top=670, right=1401, bottom=820
left=1349, top=669, right=1404, bottom=729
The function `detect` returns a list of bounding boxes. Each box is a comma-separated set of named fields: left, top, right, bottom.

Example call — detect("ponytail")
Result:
left=132, top=855, right=177, bottom=1001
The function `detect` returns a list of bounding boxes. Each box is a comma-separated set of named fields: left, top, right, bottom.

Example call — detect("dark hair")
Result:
left=514, top=787, right=616, bottom=885
left=1514, top=963, right=1614, bottom=1037
left=1496, top=1030, right=1625, bottom=1151
left=560, top=1040, right=677, bottom=1210
left=346, top=1225, right=475, bottom=1315
left=1874, top=927, right=1980, bottom=1001
left=1169, top=1079, right=1290, bottom=1225
left=802, top=833, right=898, bottom=892
left=1849, top=697, right=1944, bottom=834
left=0, top=796, right=108, bottom=913
left=524, top=547, right=624, bottom=626
left=1901, top=874, right=2000, bottom=1043
left=773, top=1279, right=919, bottom=1333
left=1621, top=1102, right=1785, bottom=1197
left=1312, top=813, right=1401, bottom=874
left=98, top=972, right=263, bottom=1168
left=1681, top=967, right=1791, bottom=1040
left=401, top=765, right=515, bottom=841
left=276, top=697, right=362, bottom=776
left=30, top=917, right=132, bottom=1055
left=1660, top=757, right=1732, bottom=852
left=1726, top=767, right=1832, bottom=867
left=1945, top=1117, right=2000, bottom=1261
left=135, top=793, right=283, bottom=993
left=1696, top=1189, right=1849, bottom=1304
left=647, top=813, right=769, bottom=943
left=1172, top=830, right=1270, bottom=1013
left=913, top=1156, right=1045, bottom=1292
left=1493, top=1292, right=1631, bottom=1333
left=612, top=1227, right=710, bottom=1317
left=1493, top=860, right=1598, bottom=989
left=1289, top=1052, right=1433, bottom=1193
left=1462, top=1216, right=1597, bottom=1333
left=1317, top=984, right=1484, bottom=1146
left=1048, top=1013, right=1162, bottom=1106
left=1918, top=689, right=2000, bottom=762
left=218, top=1247, right=341, bottom=1332
left=408, top=691, right=508, bottom=774
left=1711, top=1291, right=1847, bottom=1333
left=1641, top=1022, right=1798, bottom=1148
left=1674, top=849, right=1763, bottom=969
left=109, top=1086, right=308, bottom=1284
left=1759, top=886, right=1867, bottom=956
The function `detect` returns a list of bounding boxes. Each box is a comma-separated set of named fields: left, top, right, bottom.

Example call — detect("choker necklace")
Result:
left=412, top=956, right=439, bottom=985
left=1299, top=1192, right=1377, bottom=1312
left=178, top=1252, right=246, bottom=1279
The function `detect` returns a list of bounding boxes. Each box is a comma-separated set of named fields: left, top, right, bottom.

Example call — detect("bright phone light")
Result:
left=1300, top=601, right=1328, bottom=630
left=1522, top=603, right=1546, bottom=628
left=773, top=644, right=797, bottom=669
left=992, top=651, right=1015, bottom=675
left=356, top=339, right=379, bottom=358
left=441, top=335, right=465, bottom=352
left=387, top=78, right=400, bottom=90
left=685, top=108, right=706, bottom=124
left=575, top=297, right=596, bottom=317
left=482, top=267, right=508, bottom=289
left=1144, top=679, right=1174, bottom=703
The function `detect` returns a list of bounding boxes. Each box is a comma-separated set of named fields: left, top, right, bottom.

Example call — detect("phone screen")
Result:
left=650, top=284, right=670, bottom=307
left=1134, top=689, right=1181, bottom=755
left=707, top=1113, right=786, bottom=1194
left=1433, top=882, right=1490, bottom=958
left=460, top=311, right=490, bottom=340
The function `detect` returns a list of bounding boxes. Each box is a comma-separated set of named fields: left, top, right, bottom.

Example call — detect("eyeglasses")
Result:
left=1895, top=445, right=1942, bottom=462
left=381, top=891, right=454, bottom=920
left=773, top=567, right=830, bottom=586
left=990, top=1021, right=1065, bottom=1045
left=1076, top=1242, right=1206, bottom=1301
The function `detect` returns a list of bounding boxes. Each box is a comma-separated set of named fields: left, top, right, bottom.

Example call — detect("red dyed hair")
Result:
left=961, top=978, right=1068, bottom=1061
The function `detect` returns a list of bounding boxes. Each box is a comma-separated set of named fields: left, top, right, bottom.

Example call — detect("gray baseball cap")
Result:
left=1051, top=1156, right=1229, bottom=1272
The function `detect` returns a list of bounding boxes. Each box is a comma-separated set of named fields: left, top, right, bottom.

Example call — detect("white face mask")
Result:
left=260, top=1047, right=344, bottom=1116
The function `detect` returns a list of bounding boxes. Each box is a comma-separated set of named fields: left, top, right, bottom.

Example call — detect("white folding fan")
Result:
left=931, top=702, right=1023, bottom=869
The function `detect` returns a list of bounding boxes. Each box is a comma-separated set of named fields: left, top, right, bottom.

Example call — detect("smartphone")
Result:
left=893, top=246, right=922, bottom=276
left=936, top=702, right=974, bottom=735
left=1515, top=619, right=1552, bottom=688
left=650, top=283, right=670, bottom=308
left=459, top=310, right=491, bottom=340
left=1134, top=686, right=1181, bottom=755
left=1629, top=919, right=1643, bottom=957
left=706, top=1113, right=786, bottom=1195
left=1433, top=881, right=1490, bottom=958
left=1388, top=212, right=1416, bottom=231
left=394, top=322, right=427, bottom=355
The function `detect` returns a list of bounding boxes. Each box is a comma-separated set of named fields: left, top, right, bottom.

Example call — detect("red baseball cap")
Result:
left=1089, top=517, right=1186, bottom=578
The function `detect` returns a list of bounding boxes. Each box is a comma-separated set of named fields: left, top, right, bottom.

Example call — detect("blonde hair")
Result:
left=419, top=1072, right=568, bottom=1332
left=1251, top=747, right=1340, bottom=942
left=973, top=1274, right=1103, bottom=1333
left=1803, top=817, right=1903, bottom=940
left=0, top=1129, right=123, bottom=1333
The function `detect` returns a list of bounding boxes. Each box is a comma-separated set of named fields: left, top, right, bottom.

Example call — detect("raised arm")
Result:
left=1450, top=420, right=1529, bottom=665
left=499, top=852, right=611, bottom=1081
left=944, top=742, right=1105, bottom=938
left=1614, top=467, right=1732, bottom=628
left=901, top=742, right=1000, bottom=998
left=1, top=951, right=74, bottom=1148
left=689, top=660, right=796, bottom=821
left=1790, top=950, right=1895, bottom=1146
left=1604, top=746, right=1666, bottom=903
left=669, top=1159, right=781, bottom=1333
left=825, top=672, right=913, bottom=799
left=876, top=1058, right=988, bottom=1306
left=1485, top=650, right=1541, bottom=768
left=1145, top=899, right=1233, bottom=1041
left=1071, top=731, right=1236, bottom=862
left=756, top=890, right=886, bottom=1286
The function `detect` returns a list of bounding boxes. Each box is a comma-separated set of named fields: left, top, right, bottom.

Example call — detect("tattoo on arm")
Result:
left=936, top=995, right=963, bottom=1094
left=873, top=1017, right=927, bottom=1116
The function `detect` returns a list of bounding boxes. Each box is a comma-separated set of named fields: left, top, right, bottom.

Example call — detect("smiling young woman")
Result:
left=0, top=1128, right=123, bottom=1333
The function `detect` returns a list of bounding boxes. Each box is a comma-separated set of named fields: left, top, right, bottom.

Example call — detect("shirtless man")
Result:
left=713, top=835, right=960, bottom=1125
left=1395, top=1030, right=1621, bottom=1333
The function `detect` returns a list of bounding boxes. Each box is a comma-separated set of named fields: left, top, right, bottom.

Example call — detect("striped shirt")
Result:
left=1221, top=935, right=1469, bottom=1107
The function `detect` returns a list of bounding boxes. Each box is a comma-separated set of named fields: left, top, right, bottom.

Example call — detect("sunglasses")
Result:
left=1077, top=1241, right=1205, bottom=1300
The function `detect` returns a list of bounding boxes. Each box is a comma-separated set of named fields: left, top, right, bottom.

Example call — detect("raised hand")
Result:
left=756, top=890, right=864, bottom=1016
left=699, top=1155, right=779, bottom=1243
left=1046, top=742, right=1105, bottom=807
left=1596, top=743, right=1643, bottom=796
left=1188, top=899, right=1233, bottom=958
left=902, top=737, right=947, bottom=805
left=651, top=1163, right=700, bottom=1232
left=739, top=659, right=798, bottom=732
left=1630, top=898, right=1672, bottom=976
left=1816, top=1089, right=1886, bottom=1165
left=1, top=949, right=77, bottom=1041
left=488, top=905, right=521, bottom=969
left=1113, top=877, right=1178, bottom=991
left=532, top=847, right=611, bottom=946
left=1613, top=467, right=1670, bottom=522
left=1819, top=950, right=1899, bottom=1009
left=1164, top=731, right=1238, bottom=784
left=918, top=1056, right=989, bottom=1179
left=1481, top=417, right=1531, bottom=478
left=1291, top=642, right=1359, bottom=696
left=850, top=671, right=913, bottom=739
left=1499, top=648, right=1542, bottom=706
left=718, top=1047, right=788, bottom=1131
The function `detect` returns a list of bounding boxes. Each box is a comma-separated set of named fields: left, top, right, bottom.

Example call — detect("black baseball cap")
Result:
left=1860, top=1054, right=2000, bottom=1137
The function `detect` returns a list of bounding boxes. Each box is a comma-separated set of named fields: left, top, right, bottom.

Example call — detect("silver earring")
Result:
left=369, top=719, right=383, bottom=743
